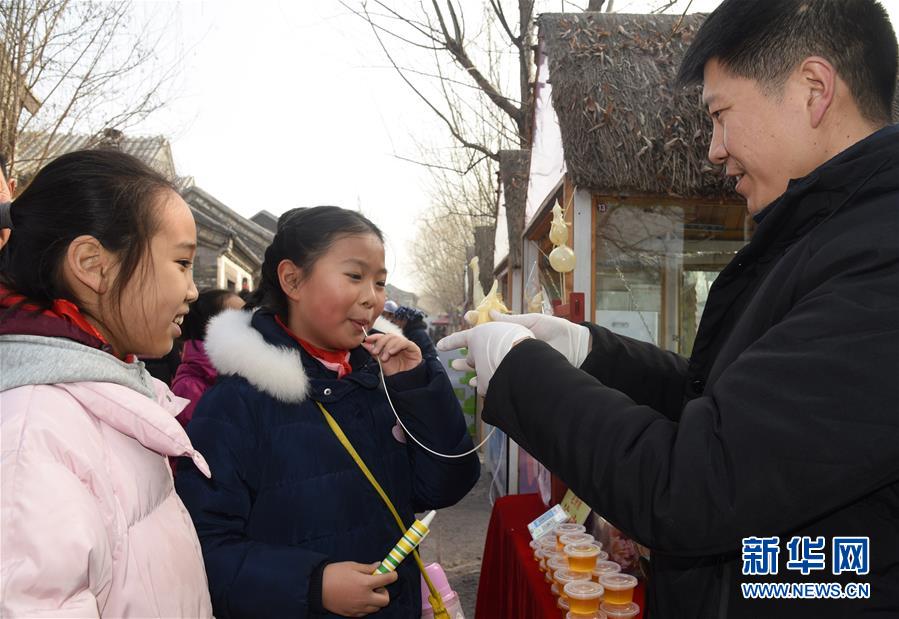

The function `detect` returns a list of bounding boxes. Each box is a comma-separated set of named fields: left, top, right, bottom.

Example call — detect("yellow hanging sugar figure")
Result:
left=473, top=280, right=510, bottom=325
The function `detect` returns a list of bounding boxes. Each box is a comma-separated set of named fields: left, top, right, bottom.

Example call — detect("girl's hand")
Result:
left=322, top=562, right=397, bottom=617
left=363, top=333, right=422, bottom=376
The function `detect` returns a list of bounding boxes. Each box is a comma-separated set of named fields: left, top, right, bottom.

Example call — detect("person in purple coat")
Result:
left=171, top=288, right=244, bottom=427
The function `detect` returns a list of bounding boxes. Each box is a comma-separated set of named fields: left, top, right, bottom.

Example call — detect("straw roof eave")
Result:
left=539, top=12, right=738, bottom=200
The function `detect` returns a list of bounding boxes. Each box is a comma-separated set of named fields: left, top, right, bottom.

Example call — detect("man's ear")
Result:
left=7, top=178, right=15, bottom=197
left=277, top=259, right=304, bottom=302
left=66, top=235, right=114, bottom=294
left=799, top=56, right=837, bottom=129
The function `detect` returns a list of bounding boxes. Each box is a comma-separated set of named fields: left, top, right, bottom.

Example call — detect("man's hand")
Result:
left=488, top=310, right=591, bottom=367
left=322, top=562, right=398, bottom=617
left=437, top=321, right=534, bottom=395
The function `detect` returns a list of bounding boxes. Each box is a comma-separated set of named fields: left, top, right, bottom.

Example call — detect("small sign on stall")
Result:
left=527, top=504, right=570, bottom=540
left=561, top=490, right=592, bottom=525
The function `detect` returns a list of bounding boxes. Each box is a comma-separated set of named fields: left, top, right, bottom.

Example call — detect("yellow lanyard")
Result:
left=316, top=401, right=449, bottom=618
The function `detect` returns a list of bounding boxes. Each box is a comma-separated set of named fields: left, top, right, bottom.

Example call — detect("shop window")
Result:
left=595, top=200, right=748, bottom=356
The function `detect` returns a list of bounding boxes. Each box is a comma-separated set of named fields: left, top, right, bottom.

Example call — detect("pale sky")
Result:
left=130, top=0, right=899, bottom=293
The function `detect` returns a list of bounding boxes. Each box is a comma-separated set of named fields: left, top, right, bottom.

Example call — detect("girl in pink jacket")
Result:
left=172, top=288, right=244, bottom=427
left=0, top=150, right=213, bottom=618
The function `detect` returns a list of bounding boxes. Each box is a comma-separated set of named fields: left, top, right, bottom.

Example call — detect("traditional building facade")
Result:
left=14, top=130, right=273, bottom=293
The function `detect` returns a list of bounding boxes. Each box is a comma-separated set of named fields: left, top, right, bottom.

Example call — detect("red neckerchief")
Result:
left=0, top=286, right=135, bottom=362
left=275, top=315, right=353, bottom=378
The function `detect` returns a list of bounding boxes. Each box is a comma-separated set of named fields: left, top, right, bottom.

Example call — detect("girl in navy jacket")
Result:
left=176, top=206, right=480, bottom=618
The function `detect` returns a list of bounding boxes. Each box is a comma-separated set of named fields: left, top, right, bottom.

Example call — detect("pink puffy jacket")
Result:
left=1, top=376, right=214, bottom=617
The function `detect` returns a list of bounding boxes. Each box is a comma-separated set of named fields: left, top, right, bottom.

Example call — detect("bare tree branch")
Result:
left=1, top=0, right=181, bottom=174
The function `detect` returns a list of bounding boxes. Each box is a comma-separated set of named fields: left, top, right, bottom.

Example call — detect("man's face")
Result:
left=0, top=167, right=12, bottom=248
left=0, top=168, right=13, bottom=202
left=702, top=59, right=820, bottom=215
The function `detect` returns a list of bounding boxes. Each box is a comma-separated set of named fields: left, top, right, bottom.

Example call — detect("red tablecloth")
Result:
left=476, top=493, right=645, bottom=619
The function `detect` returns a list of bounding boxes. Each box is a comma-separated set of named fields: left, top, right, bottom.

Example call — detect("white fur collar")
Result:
left=205, top=309, right=310, bottom=403
left=373, top=315, right=403, bottom=335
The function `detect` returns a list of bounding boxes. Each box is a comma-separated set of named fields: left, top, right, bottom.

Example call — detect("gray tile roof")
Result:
left=13, top=131, right=176, bottom=180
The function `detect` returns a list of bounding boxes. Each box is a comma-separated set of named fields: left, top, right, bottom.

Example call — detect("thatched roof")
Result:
left=499, top=149, right=530, bottom=269
left=539, top=12, right=736, bottom=200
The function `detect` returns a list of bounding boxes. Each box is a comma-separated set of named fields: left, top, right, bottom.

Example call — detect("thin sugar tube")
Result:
left=373, top=511, right=436, bottom=574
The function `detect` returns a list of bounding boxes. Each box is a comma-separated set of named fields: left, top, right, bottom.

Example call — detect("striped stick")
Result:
left=374, top=511, right=436, bottom=574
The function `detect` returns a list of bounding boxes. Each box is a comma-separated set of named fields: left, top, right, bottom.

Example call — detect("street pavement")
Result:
left=419, top=461, right=491, bottom=619
left=411, top=347, right=491, bottom=617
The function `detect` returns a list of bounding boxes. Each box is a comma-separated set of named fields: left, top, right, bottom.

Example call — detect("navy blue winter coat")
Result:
left=175, top=309, right=480, bottom=618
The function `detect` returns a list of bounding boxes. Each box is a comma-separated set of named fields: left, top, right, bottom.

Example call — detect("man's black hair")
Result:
left=0, top=153, right=8, bottom=180
left=678, top=0, right=898, bottom=124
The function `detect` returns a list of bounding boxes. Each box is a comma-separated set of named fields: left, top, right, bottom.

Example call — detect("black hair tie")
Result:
left=0, top=201, right=12, bottom=230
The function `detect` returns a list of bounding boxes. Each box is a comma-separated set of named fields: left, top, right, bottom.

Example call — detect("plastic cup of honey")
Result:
left=565, top=610, right=608, bottom=619
left=564, top=580, right=605, bottom=615
left=552, top=523, right=586, bottom=546
left=548, top=555, right=569, bottom=580
left=535, top=548, right=548, bottom=572
left=558, top=532, right=596, bottom=552
left=591, top=560, right=622, bottom=582
left=538, top=534, right=558, bottom=549
left=567, top=612, right=607, bottom=619
left=600, top=601, right=640, bottom=618
left=555, top=568, right=592, bottom=608
left=564, top=542, right=602, bottom=573
left=598, top=573, right=639, bottom=605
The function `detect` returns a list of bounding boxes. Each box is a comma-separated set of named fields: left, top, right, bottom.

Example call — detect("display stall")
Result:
left=476, top=494, right=645, bottom=619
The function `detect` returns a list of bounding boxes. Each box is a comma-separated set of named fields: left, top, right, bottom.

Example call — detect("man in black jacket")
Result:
left=438, top=1, right=899, bottom=617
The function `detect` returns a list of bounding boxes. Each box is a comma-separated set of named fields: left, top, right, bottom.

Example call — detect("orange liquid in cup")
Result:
left=599, top=573, right=638, bottom=605
left=564, top=581, right=604, bottom=615
left=569, top=597, right=601, bottom=614
left=555, top=568, right=591, bottom=608
left=604, top=588, right=635, bottom=605
left=564, top=542, right=601, bottom=573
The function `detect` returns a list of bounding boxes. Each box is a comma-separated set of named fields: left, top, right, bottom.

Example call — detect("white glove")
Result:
left=488, top=310, right=591, bottom=367
left=437, top=322, right=534, bottom=396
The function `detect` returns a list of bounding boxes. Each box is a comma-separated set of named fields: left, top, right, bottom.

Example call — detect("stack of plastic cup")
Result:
left=564, top=542, right=603, bottom=574
left=529, top=538, right=542, bottom=561
left=558, top=532, right=596, bottom=551
left=553, top=523, right=587, bottom=551
left=564, top=581, right=605, bottom=615
left=554, top=568, right=591, bottom=611
left=591, top=560, right=621, bottom=582
left=536, top=548, right=549, bottom=573
left=548, top=555, right=570, bottom=594
left=598, top=573, right=638, bottom=606
left=537, top=534, right=557, bottom=560
left=600, top=601, right=640, bottom=619
left=567, top=612, right=608, bottom=619
left=543, top=549, right=564, bottom=582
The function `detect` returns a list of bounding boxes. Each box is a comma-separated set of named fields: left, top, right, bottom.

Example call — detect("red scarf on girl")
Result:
left=0, top=286, right=135, bottom=361
left=275, top=315, right=353, bottom=378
